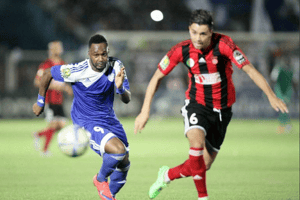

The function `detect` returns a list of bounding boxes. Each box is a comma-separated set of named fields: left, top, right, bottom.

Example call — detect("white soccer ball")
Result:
left=57, top=124, right=90, bottom=157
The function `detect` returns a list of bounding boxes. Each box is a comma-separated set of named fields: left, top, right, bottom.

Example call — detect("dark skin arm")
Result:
left=35, top=75, right=73, bottom=96
left=119, top=90, right=131, bottom=104
left=32, top=68, right=53, bottom=116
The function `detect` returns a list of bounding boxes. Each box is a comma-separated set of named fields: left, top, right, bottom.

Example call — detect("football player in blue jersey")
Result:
left=33, top=34, right=131, bottom=200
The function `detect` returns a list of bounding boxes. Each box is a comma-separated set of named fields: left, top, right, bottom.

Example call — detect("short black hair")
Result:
left=89, top=34, right=108, bottom=48
left=189, top=9, right=213, bottom=30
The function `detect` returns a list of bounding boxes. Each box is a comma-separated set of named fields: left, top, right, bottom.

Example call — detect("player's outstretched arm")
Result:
left=242, top=64, right=289, bottom=113
left=134, top=69, right=165, bottom=134
left=115, top=67, right=131, bottom=103
left=62, top=83, right=73, bottom=96
left=32, top=68, right=53, bottom=116
left=48, top=81, right=73, bottom=96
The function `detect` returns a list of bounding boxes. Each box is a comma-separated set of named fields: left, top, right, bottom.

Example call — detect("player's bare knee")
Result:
left=105, top=137, right=126, bottom=154
left=206, top=163, right=212, bottom=171
left=49, top=121, right=61, bottom=131
left=58, top=121, right=67, bottom=129
left=187, top=129, right=206, bottom=148
left=189, top=139, right=205, bottom=148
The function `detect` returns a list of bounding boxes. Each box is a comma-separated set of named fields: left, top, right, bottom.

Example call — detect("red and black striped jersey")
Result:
left=158, top=32, right=250, bottom=109
left=36, top=59, right=65, bottom=105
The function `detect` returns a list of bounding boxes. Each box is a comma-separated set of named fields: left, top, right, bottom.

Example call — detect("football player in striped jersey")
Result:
left=135, top=9, right=288, bottom=200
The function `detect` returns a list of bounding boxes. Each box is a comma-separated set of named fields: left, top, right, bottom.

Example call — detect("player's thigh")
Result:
left=181, top=101, right=211, bottom=139
left=105, top=137, right=127, bottom=154
left=204, top=108, right=232, bottom=170
left=48, top=120, right=66, bottom=130
left=186, top=128, right=206, bottom=148
left=46, top=104, right=67, bottom=129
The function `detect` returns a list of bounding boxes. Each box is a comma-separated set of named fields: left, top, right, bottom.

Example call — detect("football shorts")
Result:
left=181, top=100, right=232, bottom=153
left=45, top=104, right=66, bottom=122
left=84, top=121, right=129, bottom=156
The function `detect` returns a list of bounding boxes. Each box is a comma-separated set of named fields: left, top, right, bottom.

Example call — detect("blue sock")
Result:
left=110, top=161, right=130, bottom=197
left=97, top=153, right=126, bottom=182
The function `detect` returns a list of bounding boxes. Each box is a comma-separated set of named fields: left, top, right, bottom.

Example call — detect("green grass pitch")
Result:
left=0, top=118, right=299, bottom=200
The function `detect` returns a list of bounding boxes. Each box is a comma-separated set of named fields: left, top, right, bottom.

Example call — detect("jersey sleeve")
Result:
left=50, top=62, right=80, bottom=82
left=113, top=60, right=130, bottom=93
left=51, top=65, right=65, bottom=82
left=158, top=45, right=182, bottom=75
left=219, top=36, right=250, bottom=69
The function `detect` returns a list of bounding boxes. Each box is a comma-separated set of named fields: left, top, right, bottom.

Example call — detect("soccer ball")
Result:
left=57, top=124, right=90, bottom=157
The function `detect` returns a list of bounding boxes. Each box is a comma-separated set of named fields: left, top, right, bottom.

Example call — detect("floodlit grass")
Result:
left=0, top=118, right=299, bottom=200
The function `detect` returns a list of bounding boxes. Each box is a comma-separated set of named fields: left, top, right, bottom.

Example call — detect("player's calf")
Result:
left=97, top=152, right=126, bottom=182
left=110, top=160, right=130, bottom=198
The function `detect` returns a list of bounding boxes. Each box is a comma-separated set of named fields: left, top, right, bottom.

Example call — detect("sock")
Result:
left=189, top=147, right=208, bottom=198
left=37, top=128, right=54, bottom=137
left=168, top=159, right=192, bottom=180
left=97, top=153, right=126, bottom=182
left=109, top=161, right=130, bottom=197
left=38, top=128, right=55, bottom=152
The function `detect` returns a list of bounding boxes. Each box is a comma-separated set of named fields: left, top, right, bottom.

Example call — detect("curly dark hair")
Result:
left=89, top=34, right=108, bottom=48
left=189, top=9, right=214, bottom=30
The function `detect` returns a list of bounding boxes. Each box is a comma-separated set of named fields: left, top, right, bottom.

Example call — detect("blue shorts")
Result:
left=83, top=121, right=129, bottom=156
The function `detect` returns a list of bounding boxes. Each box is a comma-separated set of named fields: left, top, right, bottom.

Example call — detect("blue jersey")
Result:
left=51, top=57, right=130, bottom=128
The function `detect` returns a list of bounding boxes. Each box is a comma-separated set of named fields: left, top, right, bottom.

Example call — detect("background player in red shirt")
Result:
left=33, top=41, right=73, bottom=156
left=134, top=10, right=288, bottom=200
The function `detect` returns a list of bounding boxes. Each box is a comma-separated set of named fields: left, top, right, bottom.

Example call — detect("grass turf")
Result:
left=0, top=118, right=299, bottom=200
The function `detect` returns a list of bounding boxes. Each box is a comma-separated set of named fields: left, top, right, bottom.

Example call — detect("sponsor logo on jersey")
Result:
left=186, top=58, right=195, bottom=68
left=159, top=55, right=170, bottom=70
left=62, top=68, right=71, bottom=78
left=194, top=72, right=221, bottom=85
left=212, top=56, right=218, bottom=65
left=198, top=57, right=206, bottom=63
left=233, top=50, right=246, bottom=64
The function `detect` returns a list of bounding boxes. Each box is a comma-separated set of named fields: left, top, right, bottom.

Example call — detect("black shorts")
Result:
left=45, top=104, right=66, bottom=122
left=181, top=100, right=233, bottom=153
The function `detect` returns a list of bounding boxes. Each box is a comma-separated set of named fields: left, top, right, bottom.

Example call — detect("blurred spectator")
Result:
left=270, top=51, right=297, bottom=133
left=33, top=41, right=72, bottom=156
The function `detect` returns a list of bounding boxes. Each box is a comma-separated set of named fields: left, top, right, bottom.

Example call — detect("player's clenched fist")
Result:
left=33, top=103, right=44, bottom=116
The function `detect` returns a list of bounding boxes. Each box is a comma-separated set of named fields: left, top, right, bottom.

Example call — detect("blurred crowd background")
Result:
left=0, top=0, right=299, bottom=119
